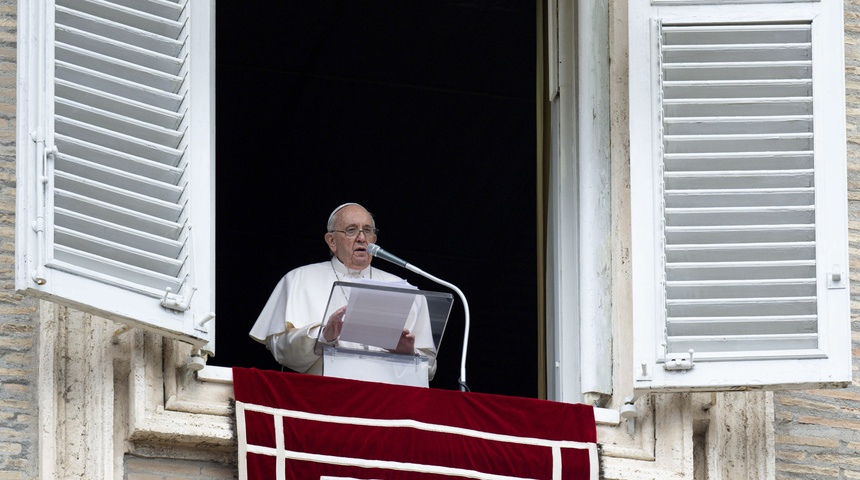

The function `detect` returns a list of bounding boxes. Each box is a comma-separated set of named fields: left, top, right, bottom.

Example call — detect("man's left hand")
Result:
left=392, top=328, right=415, bottom=355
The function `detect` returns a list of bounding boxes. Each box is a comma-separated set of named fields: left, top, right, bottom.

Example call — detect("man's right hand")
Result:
left=323, top=306, right=346, bottom=342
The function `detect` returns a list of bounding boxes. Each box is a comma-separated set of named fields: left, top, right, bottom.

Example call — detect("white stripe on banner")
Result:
left=589, top=444, right=599, bottom=479
left=241, top=401, right=596, bottom=450
left=274, top=408, right=286, bottom=480
left=236, top=401, right=599, bottom=480
left=246, top=443, right=538, bottom=480
left=236, top=402, right=248, bottom=480
left=551, top=446, right=561, bottom=480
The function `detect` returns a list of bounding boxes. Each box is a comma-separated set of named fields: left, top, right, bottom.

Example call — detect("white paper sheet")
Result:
left=338, top=279, right=417, bottom=350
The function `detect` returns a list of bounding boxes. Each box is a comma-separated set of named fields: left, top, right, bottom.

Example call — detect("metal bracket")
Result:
left=828, top=264, right=847, bottom=289
left=195, top=312, right=215, bottom=330
left=161, top=287, right=197, bottom=312
left=663, top=349, right=695, bottom=371
left=637, top=362, right=652, bottom=380
left=620, top=394, right=639, bottom=435
left=187, top=350, right=206, bottom=371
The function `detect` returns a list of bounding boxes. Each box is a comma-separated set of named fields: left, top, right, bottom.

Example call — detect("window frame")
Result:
left=544, top=0, right=614, bottom=405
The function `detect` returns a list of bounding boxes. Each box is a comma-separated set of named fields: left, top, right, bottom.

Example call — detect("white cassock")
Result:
left=249, top=257, right=437, bottom=378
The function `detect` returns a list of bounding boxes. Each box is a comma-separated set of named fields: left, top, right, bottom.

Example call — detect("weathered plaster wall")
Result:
left=771, top=1, right=860, bottom=478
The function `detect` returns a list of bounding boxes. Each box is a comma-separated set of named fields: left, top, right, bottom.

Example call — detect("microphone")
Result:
left=366, top=243, right=408, bottom=268
left=367, top=243, right=472, bottom=392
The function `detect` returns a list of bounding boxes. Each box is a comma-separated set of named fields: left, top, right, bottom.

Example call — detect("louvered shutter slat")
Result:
left=664, top=62, right=811, bottom=82
left=56, top=62, right=183, bottom=111
left=56, top=98, right=183, bottom=147
left=61, top=0, right=184, bottom=38
left=55, top=172, right=184, bottom=222
left=52, top=245, right=183, bottom=292
left=667, top=296, right=816, bottom=317
left=666, top=224, right=815, bottom=244
left=665, top=152, right=814, bottom=171
left=666, top=261, right=816, bottom=282
left=55, top=81, right=183, bottom=129
left=668, top=333, right=819, bottom=354
left=667, top=315, right=817, bottom=335
left=56, top=135, right=183, bottom=183
left=55, top=154, right=184, bottom=202
left=56, top=115, right=182, bottom=164
left=56, top=6, right=183, bottom=57
left=666, top=280, right=816, bottom=300
left=666, top=189, right=814, bottom=207
left=55, top=226, right=183, bottom=275
left=55, top=207, right=183, bottom=258
left=108, top=0, right=185, bottom=21
left=665, top=46, right=811, bottom=63
left=666, top=171, right=813, bottom=189
left=664, top=133, right=813, bottom=153
left=56, top=25, right=183, bottom=74
left=666, top=116, right=812, bottom=135
left=55, top=190, right=183, bottom=239
left=666, top=242, right=815, bottom=262
left=56, top=43, right=183, bottom=92
left=663, top=81, right=812, bottom=100
left=666, top=208, right=814, bottom=227
left=662, top=24, right=812, bottom=44
left=665, top=98, right=813, bottom=117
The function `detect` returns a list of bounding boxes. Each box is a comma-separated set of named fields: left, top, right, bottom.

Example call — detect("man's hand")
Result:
left=392, top=328, right=415, bottom=355
left=323, top=306, right=346, bottom=342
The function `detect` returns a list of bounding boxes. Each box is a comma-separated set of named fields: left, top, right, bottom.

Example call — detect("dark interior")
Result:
left=213, top=1, right=538, bottom=398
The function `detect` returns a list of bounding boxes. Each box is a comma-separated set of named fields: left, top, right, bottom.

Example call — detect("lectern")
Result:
left=314, top=281, right=453, bottom=387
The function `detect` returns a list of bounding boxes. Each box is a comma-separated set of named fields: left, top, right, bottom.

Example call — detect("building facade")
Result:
left=0, top=0, right=857, bottom=479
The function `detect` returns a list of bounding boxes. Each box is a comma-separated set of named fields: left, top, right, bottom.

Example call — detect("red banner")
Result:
left=233, top=367, right=598, bottom=480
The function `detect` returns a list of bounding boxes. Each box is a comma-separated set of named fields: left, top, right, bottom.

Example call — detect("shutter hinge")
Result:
left=161, top=286, right=196, bottom=312
left=28, top=130, right=57, bottom=287
left=663, top=349, right=695, bottom=371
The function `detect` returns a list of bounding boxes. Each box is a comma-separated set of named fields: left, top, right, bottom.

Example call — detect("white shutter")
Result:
left=630, top=2, right=850, bottom=391
left=16, top=0, right=215, bottom=350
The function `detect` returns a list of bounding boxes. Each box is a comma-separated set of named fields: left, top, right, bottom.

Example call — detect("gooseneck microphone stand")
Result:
left=367, top=244, right=471, bottom=392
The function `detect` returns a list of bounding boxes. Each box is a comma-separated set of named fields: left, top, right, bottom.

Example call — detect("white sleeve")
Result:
left=417, top=347, right=437, bottom=381
left=266, top=323, right=322, bottom=373
left=249, top=275, right=292, bottom=342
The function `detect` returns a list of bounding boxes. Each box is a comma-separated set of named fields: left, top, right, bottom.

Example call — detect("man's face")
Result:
left=325, top=205, right=376, bottom=270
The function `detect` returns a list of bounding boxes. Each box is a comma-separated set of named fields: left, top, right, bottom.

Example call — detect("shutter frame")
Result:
left=630, top=1, right=850, bottom=392
left=16, top=0, right=215, bottom=350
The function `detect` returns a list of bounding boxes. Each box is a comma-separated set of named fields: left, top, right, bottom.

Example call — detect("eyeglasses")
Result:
left=330, top=226, right=378, bottom=239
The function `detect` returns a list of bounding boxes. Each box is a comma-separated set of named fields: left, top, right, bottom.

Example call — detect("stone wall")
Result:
left=772, top=1, right=860, bottom=478
left=0, top=1, right=40, bottom=479
left=124, top=457, right=235, bottom=480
